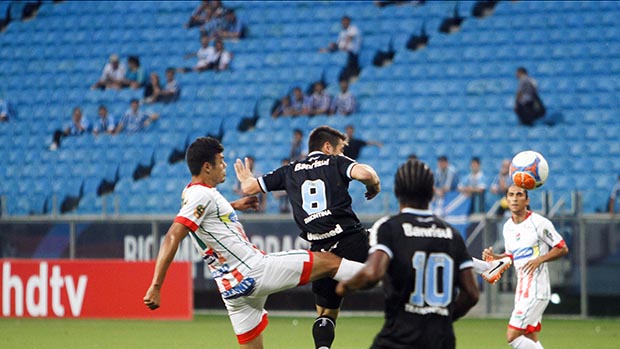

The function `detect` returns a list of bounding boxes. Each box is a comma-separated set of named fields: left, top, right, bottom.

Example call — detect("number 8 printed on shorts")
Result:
left=301, top=179, right=327, bottom=214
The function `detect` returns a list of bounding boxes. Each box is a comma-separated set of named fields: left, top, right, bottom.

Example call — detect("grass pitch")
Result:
left=1, top=314, right=618, bottom=349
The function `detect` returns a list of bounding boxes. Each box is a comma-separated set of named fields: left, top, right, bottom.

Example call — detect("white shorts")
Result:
left=223, top=249, right=313, bottom=344
left=508, top=297, right=549, bottom=334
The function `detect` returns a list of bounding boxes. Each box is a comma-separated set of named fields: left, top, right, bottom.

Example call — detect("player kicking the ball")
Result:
left=143, top=137, right=365, bottom=349
left=483, top=185, right=568, bottom=349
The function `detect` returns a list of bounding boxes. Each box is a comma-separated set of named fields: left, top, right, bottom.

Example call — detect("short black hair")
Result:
left=471, top=156, right=481, bottom=164
left=308, top=125, right=346, bottom=152
left=186, top=137, right=224, bottom=176
left=293, top=128, right=303, bottom=135
left=394, top=159, right=434, bottom=208
left=438, top=155, right=448, bottom=161
left=128, top=56, right=140, bottom=66
left=166, top=67, right=175, bottom=74
left=130, top=98, right=139, bottom=104
left=517, top=66, right=528, bottom=75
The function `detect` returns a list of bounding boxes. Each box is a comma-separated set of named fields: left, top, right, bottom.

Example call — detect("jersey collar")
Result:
left=401, top=207, right=433, bottom=216
left=511, top=210, right=532, bottom=223
left=307, top=151, right=324, bottom=157
left=187, top=182, right=213, bottom=188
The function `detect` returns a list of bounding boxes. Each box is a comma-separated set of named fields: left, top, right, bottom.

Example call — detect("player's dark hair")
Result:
left=128, top=56, right=140, bottom=66
left=394, top=159, right=435, bottom=209
left=308, top=126, right=346, bottom=152
left=506, top=185, right=529, bottom=199
left=186, top=137, right=224, bottom=176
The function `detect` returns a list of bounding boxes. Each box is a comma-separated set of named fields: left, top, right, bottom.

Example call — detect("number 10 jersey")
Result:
left=369, top=208, right=474, bottom=349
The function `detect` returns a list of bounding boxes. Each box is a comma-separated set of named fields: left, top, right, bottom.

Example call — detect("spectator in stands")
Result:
left=120, top=56, right=145, bottom=89
left=143, top=72, right=160, bottom=102
left=183, top=34, right=214, bottom=72
left=434, top=155, right=459, bottom=198
left=490, top=159, right=512, bottom=197
left=608, top=175, right=620, bottom=214
left=308, top=81, right=332, bottom=116
left=92, top=105, right=117, bottom=136
left=271, top=95, right=295, bottom=118
left=214, top=9, right=245, bottom=39
left=206, top=39, right=233, bottom=71
left=200, top=0, right=227, bottom=37
left=290, top=86, right=310, bottom=116
left=49, top=107, right=89, bottom=151
left=272, top=158, right=292, bottom=214
left=115, top=99, right=159, bottom=134
left=343, top=124, right=382, bottom=160
left=0, top=96, right=12, bottom=122
left=490, top=159, right=513, bottom=216
left=185, top=0, right=210, bottom=28
left=289, top=128, right=306, bottom=161
left=91, top=54, right=126, bottom=90
left=145, top=68, right=181, bottom=103
left=459, top=156, right=487, bottom=213
left=514, top=67, right=546, bottom=126
left=320, top=15, right=362, bottom=80
left=330, top=79, right=356, bottom=115
left=234, top=156, right=267, bottom=213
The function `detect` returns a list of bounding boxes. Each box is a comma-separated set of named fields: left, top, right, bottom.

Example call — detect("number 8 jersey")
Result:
left=258, top=151, right=362, bottom=242
left=369, top=208, right=473, bottom=348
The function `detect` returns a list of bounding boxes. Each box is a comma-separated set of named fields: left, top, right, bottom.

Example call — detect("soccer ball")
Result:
left=509, top=150, right=549, bottom=190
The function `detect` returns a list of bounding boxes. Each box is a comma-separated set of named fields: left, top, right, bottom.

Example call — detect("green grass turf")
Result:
left=1, top=315, right=619, bottom=349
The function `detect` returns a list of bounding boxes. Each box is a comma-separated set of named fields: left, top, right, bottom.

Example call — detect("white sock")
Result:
left=535, top=341, right=544, bottom=349
left=472, top=257, right=490, bottom=274
left=333, top=258, right=364, bottom=281
left=509, top=335, right=538, bottom=349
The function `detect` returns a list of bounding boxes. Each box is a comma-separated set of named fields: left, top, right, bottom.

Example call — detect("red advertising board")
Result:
left=0, top=259, right=192, bottom=320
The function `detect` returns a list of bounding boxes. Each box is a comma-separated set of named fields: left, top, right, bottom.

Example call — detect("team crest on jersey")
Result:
left=194, top=204, right=205, bottom=218
left=544, top=229, right=553, bottom=240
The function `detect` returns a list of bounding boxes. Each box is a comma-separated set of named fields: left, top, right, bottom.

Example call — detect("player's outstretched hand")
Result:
left=482, top=247, right=495, bottom=261
left=365, top=182, right=381, bottom=200
left=234, top=158, right=253, bottom=182
left=143, top=285, right=161, bottom=310
left=232, top=196, right=260, bottom=211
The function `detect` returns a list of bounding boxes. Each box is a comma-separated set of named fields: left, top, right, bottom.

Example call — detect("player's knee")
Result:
left=311, top=252, right=342, bottom=279
left=506, top=330, right=521, bottom=343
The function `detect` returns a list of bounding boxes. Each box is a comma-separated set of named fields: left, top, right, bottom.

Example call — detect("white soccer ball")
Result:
left=509, top=150, right=549, bottom=190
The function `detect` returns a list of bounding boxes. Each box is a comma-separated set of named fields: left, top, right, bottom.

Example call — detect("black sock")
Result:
left=312, top=315, right=336, bottom=349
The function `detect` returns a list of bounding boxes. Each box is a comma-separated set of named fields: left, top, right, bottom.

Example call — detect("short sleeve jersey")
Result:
left=174, top=183, right=264, bottom=299
left=369, top=208, right=473, bottom=348
left=259, top=151, right=361, bottom=242
left=502, top=211, right=565, bottom=300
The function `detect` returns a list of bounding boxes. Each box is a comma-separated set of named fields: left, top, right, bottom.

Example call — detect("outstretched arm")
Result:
left=234, top=158, right=263, bottom=195
left=231, top=196, right=260, bottom=211
left=350, top=163, right=381, bottom=200
left=453, top=268, right=479, bottom=321
left=143, top=222, right=190, bottom=310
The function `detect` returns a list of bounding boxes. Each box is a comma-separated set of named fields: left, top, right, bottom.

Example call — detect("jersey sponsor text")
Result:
left=304, top=209, right=332, bottom=224
left=402, top=223, right=453, bottom=239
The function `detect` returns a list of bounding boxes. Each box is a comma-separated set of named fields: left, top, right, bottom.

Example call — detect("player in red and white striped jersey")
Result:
left=483, top=185, right=569, bottom=349
left=143, top=137, right=364, bottom=349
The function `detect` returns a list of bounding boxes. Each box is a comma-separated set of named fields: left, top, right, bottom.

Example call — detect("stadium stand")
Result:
left=0, top=0, right=619, bottom=216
